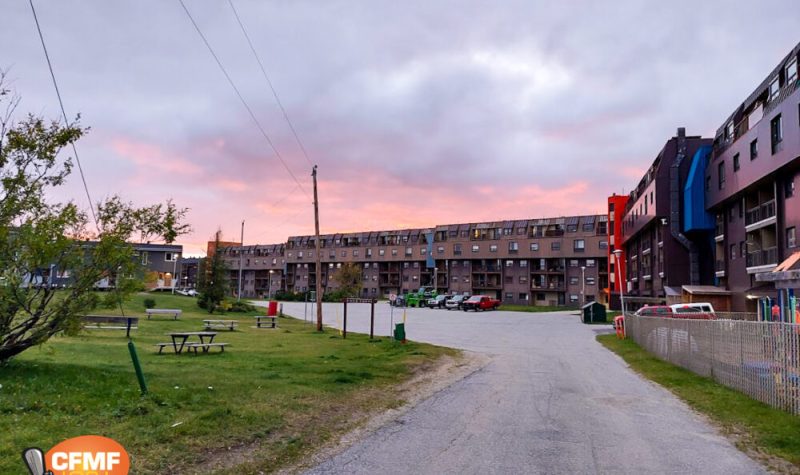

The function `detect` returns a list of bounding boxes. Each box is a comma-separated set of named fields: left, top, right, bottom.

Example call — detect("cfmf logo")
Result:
left=22, top=435, right=130, bottom=475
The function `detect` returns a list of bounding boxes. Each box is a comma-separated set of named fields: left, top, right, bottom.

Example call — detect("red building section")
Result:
left=606, top=193, right=629, bottom=310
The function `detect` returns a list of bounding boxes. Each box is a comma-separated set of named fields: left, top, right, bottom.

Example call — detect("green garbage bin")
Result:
left=394, top=323, right=406, bottom=342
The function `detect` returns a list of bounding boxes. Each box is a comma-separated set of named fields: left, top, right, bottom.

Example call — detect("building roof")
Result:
left=681, top=285, right=731, bottom=295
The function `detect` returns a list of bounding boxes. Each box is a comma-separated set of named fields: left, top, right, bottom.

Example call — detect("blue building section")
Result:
left=683, top=145, right=715, bottom=233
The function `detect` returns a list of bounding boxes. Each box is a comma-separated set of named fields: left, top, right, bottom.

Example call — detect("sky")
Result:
left=3, top=1, right=799, bottom=256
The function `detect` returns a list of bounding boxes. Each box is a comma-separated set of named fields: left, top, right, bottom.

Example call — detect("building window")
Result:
left=718, top=161, right=725, bottom=190
left=569, top=259, right=579, bottom=267
left=452, top=261, right=459, bottom=267
left=599, top=241, right=608, bottom=250
left=165, top=252, right=177, bottom=262
left=733, top=153, right=740, bottom=172
left=437, top=246, right=445, bottom=254
left=391, top=249, right=398, bottom=256
left=519, top=293, right=528, bottom=301
left=505, top=292, right=514, bottom=300
left=769, top=77, right=780, bottom=101
left=551, top=242, right=560, bottom=251
left=489, top=245, right=497, bottom=252
left=509, top=241, right=519, bottom=253
left=786, top=175, right=795, bottom=198
left=452, top=276, right=459, bottom=283
left=403, top=262, right=409, bottom=269
left=586, top=277, right=595, bottom=285
left=739, top=241, right=745, bottom=258
left=405, top=247, right=412, bottom=256
left=536, top=293, right=545, bottom=301
left=379, top=249, right=385, bottom=256
left=454, top=244, right=462, bottom=255
left=366, top=248, right=372, bottom=257
left=472, top=245, right=480, bottom=253
left=520, top=260, right=528, bottom=268
left=750, top=139, right=758, bottom=160
left=586, top=259, right=596, bottom=267
left=353, top=250, right=359, bottom=257
left=788, top=227, right=797, bottom=248
left=771, top=114, right=783, bottom=154
left=787, top=58, right=798, bottom=85
left=141, top=251, right=149, bottom=265
left=413, top=262, right=419, bottom=268
left=574, top=239, right=585, bottom=252
left=420, top=248, right=427, bottom=256
left=569, top=294, right=579, bottom=303
left=505, top=260, right=514, bottom=267
left=530, top=242, right=539, bottom=251
left=730, top=244, right=736, bottom=260
left=569, top=276, right=579, bottom=285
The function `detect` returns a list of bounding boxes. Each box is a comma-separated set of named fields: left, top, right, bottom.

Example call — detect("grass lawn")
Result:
left=1, top=293, right=457, bottom=474
left=598, top=334, right=800, bottom=471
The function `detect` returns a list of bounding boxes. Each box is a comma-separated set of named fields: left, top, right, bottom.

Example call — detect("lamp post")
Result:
left=580, top=266, right=586, bottom=308
left=268, top=269, right=274, bottom=300
left=171, top=253, right=180, bottom=294
left=613, top=249, right=625, bottom=315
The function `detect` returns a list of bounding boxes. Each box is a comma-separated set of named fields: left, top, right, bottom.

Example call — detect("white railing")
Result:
left=626, top=314, right=800, bottom=415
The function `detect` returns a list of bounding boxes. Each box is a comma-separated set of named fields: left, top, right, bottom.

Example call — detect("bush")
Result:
left=143, top=298, right=156, bottom=309
left=228, top=301, right=256, bottom=313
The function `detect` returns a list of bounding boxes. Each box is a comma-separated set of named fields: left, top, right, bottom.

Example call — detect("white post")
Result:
left=613, top=249, right=626, bottom=315
left=581, top=266, right=586, bottom=308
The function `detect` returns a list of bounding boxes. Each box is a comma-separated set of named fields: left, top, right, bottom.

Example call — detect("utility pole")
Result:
left=238, top=220, right=244, bottom=302
left=312, top=166, right=323, bottom=331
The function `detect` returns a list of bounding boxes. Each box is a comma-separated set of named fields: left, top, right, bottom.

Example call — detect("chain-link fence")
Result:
left=625, top=314, right=800, bottom=415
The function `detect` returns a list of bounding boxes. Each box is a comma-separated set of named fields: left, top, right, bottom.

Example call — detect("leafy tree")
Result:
left=197, top=231, right=229, bottom=313
left=0, top=74, right=191, bottom=362
left=331, top=262, right=362, bottom=298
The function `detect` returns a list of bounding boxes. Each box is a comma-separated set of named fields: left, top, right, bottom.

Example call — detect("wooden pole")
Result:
left=312, top=166, right=323, bottom=331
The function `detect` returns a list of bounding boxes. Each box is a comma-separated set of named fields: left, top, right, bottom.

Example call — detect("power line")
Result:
left=28, top=0, right=98, bottom=228
left=177, top=0, right=310, bottom=199
left=227, top=0, right=314, bottom=168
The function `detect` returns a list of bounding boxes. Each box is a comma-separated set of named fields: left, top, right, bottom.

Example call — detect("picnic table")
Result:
left=146, top=308, right=182, bottom=320
left=82, top=315, right=139, bottom=338
left=254, top=315, right=278, bottom=329
left=155, top=331, right=227, bottom=354
left=203, top=319, right=238, bottom=331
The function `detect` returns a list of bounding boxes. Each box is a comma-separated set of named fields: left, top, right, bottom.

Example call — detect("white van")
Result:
left=669, top=302, right=715, bottom=315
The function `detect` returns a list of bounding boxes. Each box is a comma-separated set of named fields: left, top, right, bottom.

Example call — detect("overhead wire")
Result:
left=177, top=0, right=310, bottom=199
left=28, top=0, right=99, bottom=229
left=227, top=0, right=314, bottom=168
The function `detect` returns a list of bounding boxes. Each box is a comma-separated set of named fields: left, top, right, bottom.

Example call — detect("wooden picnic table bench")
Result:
left=186, top=342, right=229, bottom=354
left=155, top=331, right=218, bottom=354
left=203, top=319, right=238, bottom=331
left=146, top=308, right=182, bottom=320
left=82, top=315, right=139, bottom=338
left=254, top=315, right=277, bottom=329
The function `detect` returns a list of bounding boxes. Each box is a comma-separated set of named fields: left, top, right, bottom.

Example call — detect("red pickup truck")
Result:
left=462, top=295, right=501, bottom=311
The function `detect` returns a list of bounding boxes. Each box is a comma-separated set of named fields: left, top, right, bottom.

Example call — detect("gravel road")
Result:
left=270, top=301, right=765, bottom=475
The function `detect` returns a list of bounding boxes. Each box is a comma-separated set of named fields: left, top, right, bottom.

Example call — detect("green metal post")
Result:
left=128, top=340, right=148, bottom=395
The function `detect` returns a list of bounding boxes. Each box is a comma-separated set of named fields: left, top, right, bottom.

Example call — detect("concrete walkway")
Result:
left=269, top=302, right=765, bottom=474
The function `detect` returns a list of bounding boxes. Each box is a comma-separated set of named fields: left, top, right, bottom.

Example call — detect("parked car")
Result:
left=427, top=294, right=449, bottom=309
left=462, top=295, right=501, bottom=311
left=634, top=305, right=674, bottom=317
left=445, top=294, right=467, bottom=310
left=670, top=303, right=716, bottom=320
left=406, top=287, right=438, bottom=307
left=389, top=295, right=406, bottom=307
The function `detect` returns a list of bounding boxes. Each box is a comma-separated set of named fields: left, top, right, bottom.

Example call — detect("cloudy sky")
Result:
left=3, top=1, right=799, bottom=255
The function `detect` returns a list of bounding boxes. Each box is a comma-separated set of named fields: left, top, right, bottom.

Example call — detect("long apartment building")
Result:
left=216, top=215, right=609, bottom=307
left=618, top=130, right=716, bottom=305
left=705, top=42, right=800, bottom=311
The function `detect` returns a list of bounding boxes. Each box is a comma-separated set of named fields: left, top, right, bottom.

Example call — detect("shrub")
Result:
left=143, top=298, right=156, bottom=309
left=229, top=301, right=256, bottom=313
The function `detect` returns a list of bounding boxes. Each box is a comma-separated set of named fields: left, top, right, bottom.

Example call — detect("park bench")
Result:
left=186, top=342, right=229, bottom=354
left=254, top=315, right=277, bottom=329
left=82, top=315, right=139, bottom=338
left=146, top=308, right=182, bottom=320
left=203, top=319, right=238, bottom=331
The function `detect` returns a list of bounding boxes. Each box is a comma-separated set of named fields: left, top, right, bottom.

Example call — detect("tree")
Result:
left=0, top=74, right=191, bottom=362
left=331, top=262, right=362, bottom=298
left=196, top=231, right=229, bottom=313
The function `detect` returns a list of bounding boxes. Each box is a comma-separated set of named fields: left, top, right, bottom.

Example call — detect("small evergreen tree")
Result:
left=197, top=231, right=230, bottom=313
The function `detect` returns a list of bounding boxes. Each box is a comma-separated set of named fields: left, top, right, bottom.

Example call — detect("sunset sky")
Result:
left=3, top=1, right=799, bottom=256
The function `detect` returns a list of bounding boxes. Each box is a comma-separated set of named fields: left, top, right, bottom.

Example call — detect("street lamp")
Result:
left=268, top=270, right=275, bottom=300
left=171, top=252, right=180, bottom=294
left=612, top=249, right=626, bottom=315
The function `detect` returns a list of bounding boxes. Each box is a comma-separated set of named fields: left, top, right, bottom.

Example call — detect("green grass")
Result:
left=1, top=293, right=456, bottom=474
left=598, top=334, right=800, bottom=470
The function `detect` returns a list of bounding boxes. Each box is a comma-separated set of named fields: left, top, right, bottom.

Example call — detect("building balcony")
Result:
left=745, top=200, right=776, bottom=228
left=746, top=247, right=778, bottom=270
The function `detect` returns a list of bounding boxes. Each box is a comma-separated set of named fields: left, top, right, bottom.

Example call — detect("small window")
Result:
left=599, top=241, right=608, bottom=250
left=718, top=161, right=725, bottom=190
left=472, top=245, right=480, bottom=253
left=786, top=175, right=795, bottom=198
left=391, top=249, right=398, bottom=256
left=420, top=248, right=426, bottom=255
left=787, top=58, right=797, bottom=84
left=769, top=76, right=780, bottom=101
left=788, top=227, right=797, bottom=248
left=771, top=114, right=783, bottom=154
left=505, top=260, right=514, bottom=267
left=551, top=242, right=560, bottom=251
left=519, top=260, right=528, bottom=268
left=453, top=244, right=462, bottom=255
left=405, top=247, right=412, bottom=256
left=530, top=242, right=539, bottom=251
left=379, top=249, right=385, bottom=256
left=586, top=259, right=596, bottom=267
left=437, top=246, right=444, bottom=254
left=733, top=153, right=740, bottom=172
left=750, top=139, right=758, bottom=160
left=570, top=259, right=579, bottom=267
left=489, top=245, right=497, bottom=252
left=569, top=294, right=579, bottom=303
left=413, top=262, right=419, bottom=268
left=353, top=250, right=359, bottom=257
left=509, top=241, right=519, bottom=252
left=574, top=239, right=585, bottom=252
left=730, top=244, right=736, bottom=260
left=519, top=293, right=528, bottom=301
left=586, top=277, right=595, bottom=285
left=569, top=276, right=579, bottom=285
left=403, top=262, right=409, bottom=268
left=165, top=252, right=177, bottom=262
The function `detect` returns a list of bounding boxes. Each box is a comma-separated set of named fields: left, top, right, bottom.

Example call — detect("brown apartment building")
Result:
left=706, top=42, right=800, bottom=311
left=216, top=215, right=609, bottom=307
left=619, top=129, right=716, bottom=307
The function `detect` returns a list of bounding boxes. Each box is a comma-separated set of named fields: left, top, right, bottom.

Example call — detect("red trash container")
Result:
left=267, top=300, right=278, bottom=316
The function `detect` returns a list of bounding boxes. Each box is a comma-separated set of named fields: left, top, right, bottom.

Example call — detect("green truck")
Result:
left=404, top=286, right=437, bottom=307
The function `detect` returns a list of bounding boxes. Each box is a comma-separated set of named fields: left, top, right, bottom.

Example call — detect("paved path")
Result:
left=270, top=302, right=765, bottom=474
